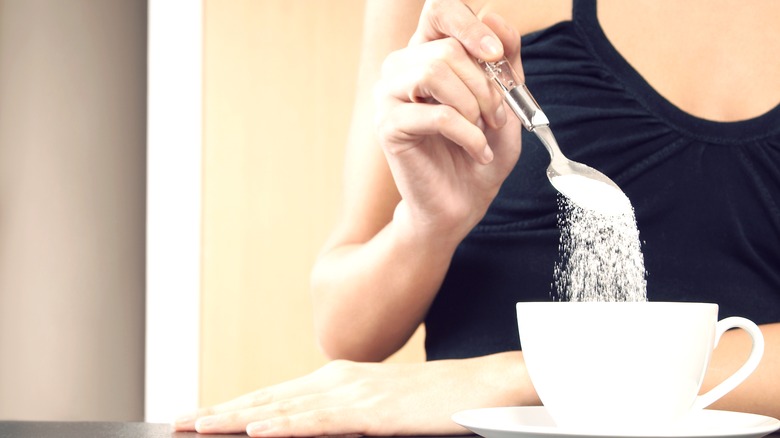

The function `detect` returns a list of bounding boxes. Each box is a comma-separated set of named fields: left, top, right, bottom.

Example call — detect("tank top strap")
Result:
left=572, top=0, right=597, bottom=26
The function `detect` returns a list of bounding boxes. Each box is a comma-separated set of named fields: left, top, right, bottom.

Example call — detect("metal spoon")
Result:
left=478, top=58, right=630, bottom=214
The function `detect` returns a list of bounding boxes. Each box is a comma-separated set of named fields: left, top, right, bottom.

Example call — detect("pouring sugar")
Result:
left=551, top=174, right=632, bottom=215
left=551, top=174, right=647, bottom=302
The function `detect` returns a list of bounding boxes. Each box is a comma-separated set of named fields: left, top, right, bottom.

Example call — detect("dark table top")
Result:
left=0, top=422, right=184, bottom=438
left=0, top=422, right=243, bottom=438
left=1, top=421, right=779, bottom=438
left=0, top=421, right=468, bottom=438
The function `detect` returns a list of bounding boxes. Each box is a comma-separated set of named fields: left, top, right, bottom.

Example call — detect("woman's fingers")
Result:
left=373, top=5, right=527, bottom=170
left=246, top=408, right=367, bottom=438
left=173, top=373, right=324, bottom=431
left=194, top=392, right=344, bottom=435
left=178, top=362, right=377, bottom=435
left=378, top=102, right=491, bottom=164
left=382, top=37, right=506, bottom=130
left=387, top=54, right=477, bottom=117
left=481, top=12, right=523, bottom=80
left=409, top=0, right=504, bottom=62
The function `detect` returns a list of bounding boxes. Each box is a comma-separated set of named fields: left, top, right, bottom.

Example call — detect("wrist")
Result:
left=471, top=351, right=542, bottom=408
left=390, top=200, right=477, bottom=254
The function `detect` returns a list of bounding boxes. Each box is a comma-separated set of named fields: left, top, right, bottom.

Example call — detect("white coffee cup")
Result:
left=515, top=302, right=764, bottom=433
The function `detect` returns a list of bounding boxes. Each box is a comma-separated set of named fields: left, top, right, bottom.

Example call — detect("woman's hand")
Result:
left=174, top=352, right=539, bottom=437
left=374, top=3, right=524, bottom=245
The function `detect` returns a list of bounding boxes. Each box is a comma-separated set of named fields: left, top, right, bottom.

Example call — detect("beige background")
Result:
left=201, top=0, right=424, bottom=407
left=0, top=0, right=422, bottom=419
left=0, top=0, right=146, bottom=421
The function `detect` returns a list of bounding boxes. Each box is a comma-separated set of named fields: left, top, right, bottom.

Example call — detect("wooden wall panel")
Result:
left=201, top=0, right=425, bottom=407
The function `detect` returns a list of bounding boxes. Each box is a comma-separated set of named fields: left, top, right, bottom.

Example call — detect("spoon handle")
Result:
left=477, top=59, right=549, bottom=131
left=478, top=58, right=563, bottom=160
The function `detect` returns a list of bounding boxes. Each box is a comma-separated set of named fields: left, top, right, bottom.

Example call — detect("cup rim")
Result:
left=516, top=301, right=720, bottom=315
left=516, top=301, right=718, bottom=307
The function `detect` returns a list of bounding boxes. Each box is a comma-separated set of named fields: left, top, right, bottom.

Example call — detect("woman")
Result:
left=176, top=0, right=780, bottom=435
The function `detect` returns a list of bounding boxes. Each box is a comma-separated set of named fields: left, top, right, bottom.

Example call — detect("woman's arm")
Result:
left=310, top=0, right=524, bottom=361
left=704, top=322, right=780, bottom=419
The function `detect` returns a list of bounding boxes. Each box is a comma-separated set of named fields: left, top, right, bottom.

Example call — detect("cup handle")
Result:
left=692, top=317, right=764, bottom=410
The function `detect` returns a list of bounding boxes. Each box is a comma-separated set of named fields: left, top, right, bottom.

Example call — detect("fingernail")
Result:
left=495, top=103, right=507, bottom=126
left=195, top=417, right=216, bottom=431
left=480, top=35, right=502, bottom=58
left=247, top=421, right=270, bottom=436
left=482, top=144, right=494, bottom=163
left=173, top=415, right=196, bottom=429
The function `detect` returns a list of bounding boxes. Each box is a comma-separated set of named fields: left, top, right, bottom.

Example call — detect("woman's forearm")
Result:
left=309, top=0, right=523, bottom=363
left=311, top=210, right=463, bottom=362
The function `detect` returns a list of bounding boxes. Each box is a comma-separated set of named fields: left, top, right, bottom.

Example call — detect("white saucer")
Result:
left=452, top=407, right=780, bottom=438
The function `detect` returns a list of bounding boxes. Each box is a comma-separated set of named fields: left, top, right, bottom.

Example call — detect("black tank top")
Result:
left=424, top=0, right=780, bottom=360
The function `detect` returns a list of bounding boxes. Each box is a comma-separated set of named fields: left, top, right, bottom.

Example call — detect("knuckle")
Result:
left=218, top=411, right=240, bottom=426
left=426, top=0, right=447, bottom=14
left=426, top=0, right=462, bottom=20
left=197, top=406, right=215, bottom=416
left=463, top=100, right=481, bottom=125
left=373, top=98, right=403, bottom=142
left=433, top=105, right=456, bottom=126
left=420, top=58, right=447, bottom=84
left=272, top=398, right=297, bottom=416
left=456, top=21, right=488, bottom=47
left=311, top=409, right=335, bottom=430
left=374, top=108, right=397, bottom=140
left=250, top=390, right=273, bottom=406
left=435, top=37, right=462, bottom=61
left=375, top=110, right=413, bottom=155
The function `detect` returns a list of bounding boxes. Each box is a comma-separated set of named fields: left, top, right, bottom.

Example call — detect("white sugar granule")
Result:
left=552, top=183, right=647, bottom=302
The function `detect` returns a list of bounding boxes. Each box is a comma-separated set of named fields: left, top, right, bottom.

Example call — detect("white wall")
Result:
left=0, top=0, right=147, bottom=421
left=145, top=0, right=202, bottom=423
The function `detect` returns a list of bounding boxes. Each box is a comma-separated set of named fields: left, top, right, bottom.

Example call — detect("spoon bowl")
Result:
left=535, top=126, right=631, bottom=214
left=479, top=58, right=630, bottom=214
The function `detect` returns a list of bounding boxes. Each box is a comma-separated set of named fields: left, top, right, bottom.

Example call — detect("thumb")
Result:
left=408, top=0, right=504, bottom=61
